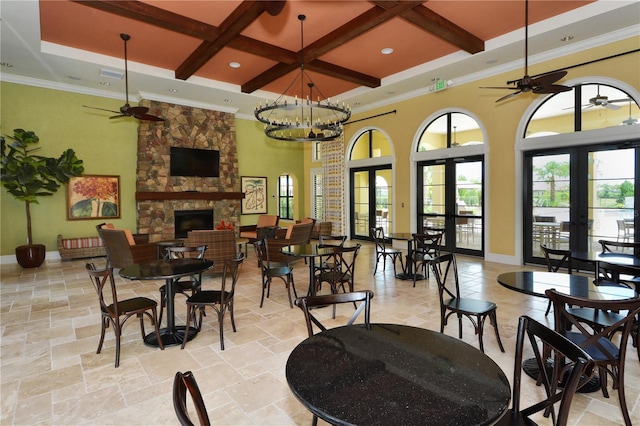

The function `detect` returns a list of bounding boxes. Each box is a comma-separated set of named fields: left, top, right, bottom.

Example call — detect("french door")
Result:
left=350, top=166, right=393, bottom=240
left=524, top=141, right=640, bottom=265
left=417, top=156, right=484, bottom=256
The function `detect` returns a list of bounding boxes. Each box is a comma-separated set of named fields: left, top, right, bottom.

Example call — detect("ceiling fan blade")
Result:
left=533, top=84, right=572, bottom=94
left=530, top=70, right=568, bottom=87
left=124, top=106, right=149, bottom=116
left=109, top=114, right=128, bottom=119
left=496, top=90, right=523, bottom=103
left=134, top=113, right=165, bottom=122
left=604, top=103, right=621, bottom=110
left=83, top=105, right=121, bottom=114
left=480, top=86, right=520, bottom=90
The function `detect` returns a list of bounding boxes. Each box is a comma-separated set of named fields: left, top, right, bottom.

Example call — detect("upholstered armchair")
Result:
left=239, top=215, right=280, bottom=242
left=185, top=229, right=237, bottom=274
left=266, top=221, right=315, bottom=264
left=97, top=227, right=157, bottom=269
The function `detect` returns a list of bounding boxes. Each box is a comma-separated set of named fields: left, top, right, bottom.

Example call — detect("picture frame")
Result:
left=241, top=176, right=267, bottom=214
left=67, top=175, right=121, bottom=220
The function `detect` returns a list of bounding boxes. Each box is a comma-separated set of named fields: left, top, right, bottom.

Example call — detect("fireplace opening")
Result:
left=174, top=209, right=214, bottom=238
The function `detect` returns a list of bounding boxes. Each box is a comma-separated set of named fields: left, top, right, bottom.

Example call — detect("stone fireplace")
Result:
left=174, top=209, right=214, bottom=238
left=135, top=100, right=241, bottom=242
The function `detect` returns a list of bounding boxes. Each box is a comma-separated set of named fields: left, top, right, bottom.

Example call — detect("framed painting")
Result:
left=241, top=176, right=267, bottom=214
left=67, top=175, right=120, bottom=220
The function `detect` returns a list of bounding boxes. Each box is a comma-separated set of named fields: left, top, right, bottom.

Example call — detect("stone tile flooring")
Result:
left=1, top=242, right=638, bottom=425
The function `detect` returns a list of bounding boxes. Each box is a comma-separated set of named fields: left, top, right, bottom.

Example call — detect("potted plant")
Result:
left=1, top=129, right=84, bottom=267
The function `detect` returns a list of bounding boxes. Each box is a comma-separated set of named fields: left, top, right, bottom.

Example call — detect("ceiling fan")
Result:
left=83, top=34, right=164, bottom=122
left=481, top=0, right=572, bottom=103
left=583, top=85, right=624, bottom=110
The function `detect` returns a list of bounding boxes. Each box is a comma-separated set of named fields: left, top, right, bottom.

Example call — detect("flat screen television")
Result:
left=170, top=147, right=220, bottom=177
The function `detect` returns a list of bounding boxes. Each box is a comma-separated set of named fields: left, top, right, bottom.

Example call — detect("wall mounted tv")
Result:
left=170, top=147, right=220, bottom=177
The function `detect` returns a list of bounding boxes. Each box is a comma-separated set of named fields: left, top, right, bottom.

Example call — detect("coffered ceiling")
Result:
left=1, top=1, right=638, bottom=118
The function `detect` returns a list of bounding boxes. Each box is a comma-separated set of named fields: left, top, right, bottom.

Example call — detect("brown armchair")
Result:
left=97, top=228, right=157, bottom=269
left=239, top=215, right=280, bottom=242
left=266, top=221, right=315, bottom=264
left=185, top=229, right=237, bottom=274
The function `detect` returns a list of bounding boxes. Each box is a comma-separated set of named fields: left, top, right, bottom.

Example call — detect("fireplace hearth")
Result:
left=174, top=209, right=214, bottom=238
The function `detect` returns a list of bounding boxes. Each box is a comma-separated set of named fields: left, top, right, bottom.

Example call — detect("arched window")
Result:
left=525, top=83, right=639, bottom=137
left=350, top=129, right=392, bottom=160
left=417, top=112, right=483, bottom=152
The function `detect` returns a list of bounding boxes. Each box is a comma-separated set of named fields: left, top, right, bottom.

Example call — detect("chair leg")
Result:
left=476, top=315, right=486, bottom=353
left=181, top=305, right=193, bottom=350
left=97, top=318, right=107, bottom=354
left=616, top=369, right=632, bottom=426
left=158, top=288, right=166, bottom=327
left=219, top=309, right=225, bottom=351
left=114, top=323, right=122, bottom=368
left=229, top=301, right=236, bottom=332
left=544, top=299, right=552, bottom=316
left=260, top=277, right=269, bottom=308
left=489, top=311, right=505, bottom=353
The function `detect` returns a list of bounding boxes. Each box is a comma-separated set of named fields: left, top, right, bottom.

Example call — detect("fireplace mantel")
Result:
left=136, top=191, right=244, bottom=201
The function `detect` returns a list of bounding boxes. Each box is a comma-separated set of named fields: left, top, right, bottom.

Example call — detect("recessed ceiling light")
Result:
left=381, top=48, right=394, bottom=55
left=229, top=62, right=241, bottom=68
left=99, top=81, right=111, bottom=86
left=560, top=36, right=574, bottom=42
left=168, top=88, right=178, bottom=93
left=224, top=99, right=233, bottom=103
left=68, top=76, right=81, bottom=81
left=486, top=59, right=498, bottom=65
left=99, top=68, right=124, bottom=79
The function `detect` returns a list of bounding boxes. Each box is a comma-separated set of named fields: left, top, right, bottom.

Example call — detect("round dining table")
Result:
left=280, top=243, right=351, bottom=296
left=119, top=258, right=213, bottom=347
left=286, top=323, right=511, bottom=426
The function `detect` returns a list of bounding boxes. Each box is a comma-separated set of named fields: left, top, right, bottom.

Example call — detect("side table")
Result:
left=156, top=239, right=184, bottom=260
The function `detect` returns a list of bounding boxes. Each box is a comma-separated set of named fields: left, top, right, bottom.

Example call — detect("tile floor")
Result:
left=1, top=242, right=638, bottom=425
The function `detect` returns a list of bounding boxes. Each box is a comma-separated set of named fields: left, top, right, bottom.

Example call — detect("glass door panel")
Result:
left=530, top=153, right=571, bottom=257
left=588, top=148, right=635, bottom=249
left=352, top=170, right=370, bottom=238
left=375, top=169, right=393, bottom=234
left=455, top=161, right=483, bottom=251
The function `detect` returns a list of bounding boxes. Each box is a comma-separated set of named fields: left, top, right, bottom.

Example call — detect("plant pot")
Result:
left=15, top=244, right=46, bottom=268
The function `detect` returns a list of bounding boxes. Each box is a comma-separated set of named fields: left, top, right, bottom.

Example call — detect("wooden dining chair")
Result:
left=370, top=227, right=403, bottom=275
left=294, top=290, right=374, bottom=337
left=315, top=235, right=347, bottom=276
left=181, top=253, right=244, bottom=350
left=158, top=245, right=207, bottom=326
left=540, top=244, right=573, bottom=316
left=86, top=263, right=164, bottom=367
left=314, top=245, right=361, bottom=311
left=496, top=316, right=594, bottom=426
left=546, top=289, right=640, bottom=426
left=407, top=231, right=444, bottom=287
left=429, top=253, right=505, bottom=353
left=173, top=371, right=211, bottom=426
left=254, top=238, right=297, bottom=308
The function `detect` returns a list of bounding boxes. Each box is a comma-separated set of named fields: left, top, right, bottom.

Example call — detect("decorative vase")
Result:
left=15, top=243, right=46, bottom=268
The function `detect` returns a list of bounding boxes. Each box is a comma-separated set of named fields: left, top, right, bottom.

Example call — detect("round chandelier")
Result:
left=254, top=15, right=351, bottom=142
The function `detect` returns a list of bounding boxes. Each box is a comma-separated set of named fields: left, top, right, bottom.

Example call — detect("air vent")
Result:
left=99, top=68, right=124, bottom=80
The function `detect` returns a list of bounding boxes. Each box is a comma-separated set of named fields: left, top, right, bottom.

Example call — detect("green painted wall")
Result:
left=1, top=83, right=139, bottom=256
left=0, top=83, right=306, bottom=257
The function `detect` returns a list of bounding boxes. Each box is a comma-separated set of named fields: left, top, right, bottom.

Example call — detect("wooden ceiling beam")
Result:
left=371, top=1, right=484, bottom=54
left=176, top=1, right=278, bottom=79
left=241, top=62, right=300, bottom=94
left=306, top=60, right=381, bottom=88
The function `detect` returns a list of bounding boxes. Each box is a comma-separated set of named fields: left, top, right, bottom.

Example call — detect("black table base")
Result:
left=396, top=272, right=424, bottom=281
left=522, top=358, right=601, bottom=394
left=144, top=326, right=198, bottom=347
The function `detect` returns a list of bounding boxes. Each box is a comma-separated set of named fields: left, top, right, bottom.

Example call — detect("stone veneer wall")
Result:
left=136, top=100, right=239, bottom=242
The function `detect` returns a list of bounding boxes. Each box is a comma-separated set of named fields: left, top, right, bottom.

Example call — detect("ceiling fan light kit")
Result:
left=254, top=14, right=350, bottom=142
left=84, top=34, right=164, bottom=122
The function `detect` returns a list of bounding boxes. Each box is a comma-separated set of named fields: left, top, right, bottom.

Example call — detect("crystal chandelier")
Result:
left=254, top=15, right=351, bottom=142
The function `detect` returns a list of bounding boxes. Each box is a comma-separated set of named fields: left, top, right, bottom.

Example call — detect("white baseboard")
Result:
left=1, top=250, right=62, bottom=265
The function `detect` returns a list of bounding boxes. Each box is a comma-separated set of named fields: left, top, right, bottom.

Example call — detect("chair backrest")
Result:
left=285, top=221, right=314, bottom=243
left=507, top=316, right=595, bottom=426
left=167, top=245, right=207, bottom=260
left=370, top=227, right=388, bottom=251
left=429, top=253, right=460, bottom=301
left=187, top=230, right=235, bottom=273
left=97, top=228, right=137, bottom=269
left=173, top=371, right=211, bottom=426
left=596, top=260, right=640, bottom=288
left=315, top=221, right=333, bottom=238
left=253, top=238, right=274, bottom=271
left=220, top=253, right=245, bottom=302
left=540, top=244, right=573, bottom=274
left=598, top=239, right=640, bottom=255
left=318, top=235, right=347, bottom=247
left=411, top=232, right=443, bottom=258
left=546, top=289, right=640, bottom=368
left=294, top=290, right=374, bottom=337
left=256, top=214, right=279, bottom=228
left=86, top=262, right=120, bottom=317
left=323, top=244, right=361, bottom=285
